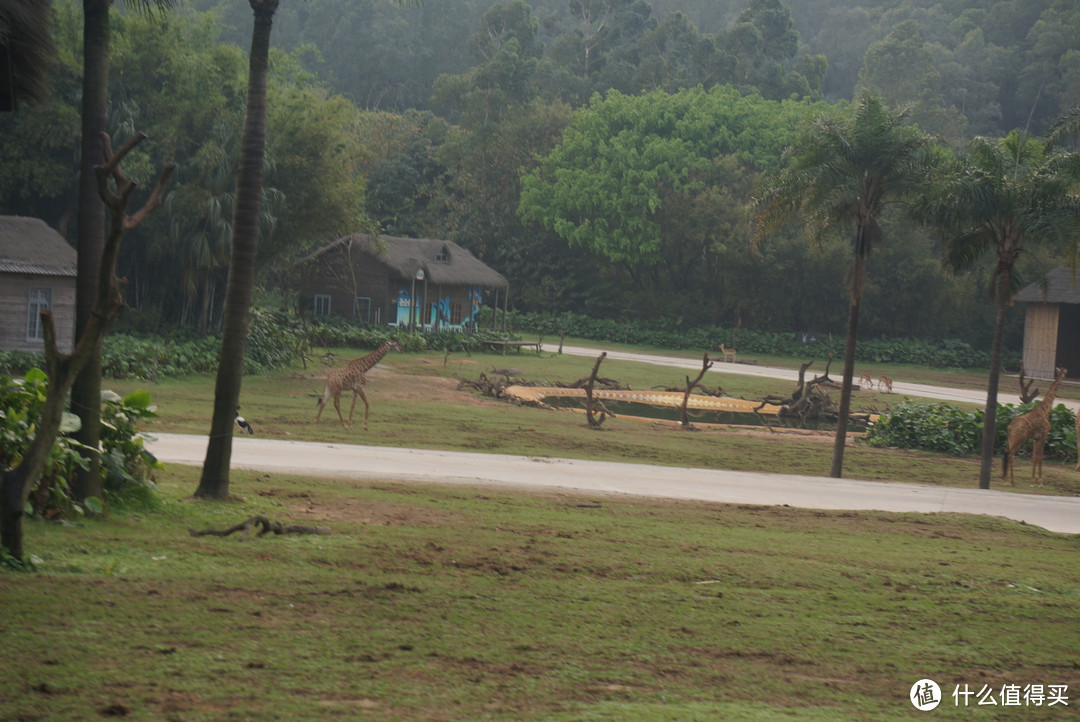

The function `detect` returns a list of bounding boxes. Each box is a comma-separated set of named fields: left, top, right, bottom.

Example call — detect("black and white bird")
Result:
left=235, top=406, right=254, bottom=435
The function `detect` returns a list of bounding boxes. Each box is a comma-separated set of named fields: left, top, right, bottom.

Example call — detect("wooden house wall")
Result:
left=1022, top=303, right=1059, bottom=380
left=298, top=255, right=391, bottom=322
left=298, top=251, right=493, bottom=327
left=0, top=272, right=76, bottom=352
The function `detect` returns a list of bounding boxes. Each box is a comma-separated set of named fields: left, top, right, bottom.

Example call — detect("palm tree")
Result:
left=914, top=131, right=1080, bottom=489
left=1043, top=106, right=1080, bottom=150
left=0, top=0, right=55, bottom=109
left=195, top=0, right=280, bottom=499
left=751, top=93, right=933, bottom=478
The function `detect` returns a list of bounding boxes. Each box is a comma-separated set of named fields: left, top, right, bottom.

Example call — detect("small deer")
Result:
left=877, top=376, right=893, bottom=393
left=719, top=344, right=736, bottom=363
left=858, top=372, right=873, bottom=389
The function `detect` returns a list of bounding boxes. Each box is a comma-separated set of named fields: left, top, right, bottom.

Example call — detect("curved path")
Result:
left=146, top=432, right=1080, bottom=535
left=147, top=347, right=1080, bottom=534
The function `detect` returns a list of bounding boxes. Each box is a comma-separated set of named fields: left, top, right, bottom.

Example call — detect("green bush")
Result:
left=100, top=389, right=166, bottom=511
left=0, top=370, right=163, bottom=519
left=865, top=399, right=1077, bottom=462
left=507, top=310, right=1011, bottom=370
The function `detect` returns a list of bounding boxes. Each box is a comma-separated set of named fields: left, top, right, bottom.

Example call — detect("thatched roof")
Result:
left=299, top=233, right=508, bottom=289
left=0, top=216, right=76, bottom=276
left=1015, top=267, right=1080, bottom=305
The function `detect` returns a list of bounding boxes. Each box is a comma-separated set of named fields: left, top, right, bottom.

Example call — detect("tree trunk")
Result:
left=978, top=273, right=1010, bottom=489
left=199, top=268, right=211, bottom=338
left=1, top=134, right=173, bottom=560
left=830, top=254, right=864, bottom=479
left=70, top=0, right=110, bottom=504
left=196, top=1, right=277, bottom=499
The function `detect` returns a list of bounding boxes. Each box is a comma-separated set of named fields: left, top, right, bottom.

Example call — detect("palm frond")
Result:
left=1042, top=106, right=1080, bottom=150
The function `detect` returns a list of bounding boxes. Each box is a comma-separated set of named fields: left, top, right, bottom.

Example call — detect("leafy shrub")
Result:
left=100, top=389, right=165, bottom=511
left=244, top=309, right=307, bottom=373
left=0, top=370, right=162, bottom=519
left=865, top=399, right=1077, bottom=462
left=0, top=349, right=45, bottom=376
left=0, top=369, right=90, bottom=517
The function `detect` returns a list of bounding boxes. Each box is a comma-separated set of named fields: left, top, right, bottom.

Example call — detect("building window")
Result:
left=354, top=297, right=371, bottom=323
left=26, top=287, right=52, bottom=340
left=451, top=303, right=463, bottom=325
left=435, top=245, right=450, bottom=263
left=313, top=294, right=331, bottom=316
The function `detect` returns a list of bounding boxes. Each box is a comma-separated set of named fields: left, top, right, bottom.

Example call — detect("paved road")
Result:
left=146, top=347, right=1080, bottom=535
left=147, top=432, right=1080, bottom=535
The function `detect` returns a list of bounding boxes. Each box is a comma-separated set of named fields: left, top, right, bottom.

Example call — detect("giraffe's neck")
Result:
left=351, top=342, right=391, bottom=374
left=1038, top=375, right=1065, bottom=413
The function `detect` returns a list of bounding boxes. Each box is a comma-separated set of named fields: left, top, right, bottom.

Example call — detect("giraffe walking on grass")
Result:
left=316, top=340, right=402, bottom=430
left=1004, top=367, right=1067, bottom=486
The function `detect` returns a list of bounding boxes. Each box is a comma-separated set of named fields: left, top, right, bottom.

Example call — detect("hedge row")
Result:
left=506, top=310, right=1014, bottom=370
left=0, top=312, right=519, bottom=380
left=865, top=400, right=1077, bottom=461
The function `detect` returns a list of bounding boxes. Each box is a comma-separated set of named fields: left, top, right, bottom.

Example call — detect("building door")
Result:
left=1055, top=305, right=1080, bottom=378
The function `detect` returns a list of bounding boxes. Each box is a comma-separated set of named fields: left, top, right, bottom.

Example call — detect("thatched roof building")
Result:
left=293, top=234, right=508, bottom=329
left=1015, top=268, right=1080, bottom=380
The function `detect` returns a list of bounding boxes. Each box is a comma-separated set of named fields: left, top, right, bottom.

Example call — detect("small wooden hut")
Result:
left=1014, top=267, right=1080, bottom=380
left=292, top=234, right=508, bottom=330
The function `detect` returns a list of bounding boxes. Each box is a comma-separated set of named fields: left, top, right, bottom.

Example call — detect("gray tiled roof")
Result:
left=0, top=216, right=77, bottom=276
left=1015, top=267, right=1080, bottom=304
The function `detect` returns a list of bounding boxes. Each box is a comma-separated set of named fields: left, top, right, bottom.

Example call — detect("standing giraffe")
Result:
left=315, top=340, right=402, bottom=429
left=1004, top=367, right=1067, bottom=486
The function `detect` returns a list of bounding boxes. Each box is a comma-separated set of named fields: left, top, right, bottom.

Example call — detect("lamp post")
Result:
left=410, top=267, right=424, bottom=333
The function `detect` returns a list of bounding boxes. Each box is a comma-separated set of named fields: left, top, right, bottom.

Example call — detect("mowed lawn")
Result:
left=3, top=345, right=1079, bottom=720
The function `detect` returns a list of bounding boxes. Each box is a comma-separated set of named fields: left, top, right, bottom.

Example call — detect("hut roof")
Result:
left=0, top=216, right=76, bottom=276
left=298, top=233, right=508, bottom=289
left=1015, top=267, right=1080, bottom=305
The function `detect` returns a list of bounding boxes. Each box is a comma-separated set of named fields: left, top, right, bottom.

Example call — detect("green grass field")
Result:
left=3, top=344, right=1079, bottom=720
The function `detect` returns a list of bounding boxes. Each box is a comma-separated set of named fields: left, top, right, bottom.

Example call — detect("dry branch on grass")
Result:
left=1018, top=363, right=1040, bottom=404
left=188, top=515, right=331, bottom=540
left=755, top=359, right=844, bottom=427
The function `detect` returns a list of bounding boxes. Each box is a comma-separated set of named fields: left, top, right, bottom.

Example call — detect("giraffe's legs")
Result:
left=360, top=388, right=370, bottom=430
left=1032, top=437, right=1046, bottom=486
left=333, top=393, right=348, bottom=429
left=1004, top=436, right=1020, bottom=486
left=348, top=387, right=370, bottom=430
left=315, top=384, right=332, bottom=423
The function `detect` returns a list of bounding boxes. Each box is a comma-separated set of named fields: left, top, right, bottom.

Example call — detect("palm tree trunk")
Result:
left=69, top=0, right=110, bottom=504
left=195, top=0, right=277, bottom=499
left=830, top=286, right=861, bottom=478
left=199, top=269, right=211, bottom=338
left=978, top=273, right=1010, bottom=489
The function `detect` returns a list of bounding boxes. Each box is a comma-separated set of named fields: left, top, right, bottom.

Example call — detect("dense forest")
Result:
left=2, top=0, right=1078, bottom=349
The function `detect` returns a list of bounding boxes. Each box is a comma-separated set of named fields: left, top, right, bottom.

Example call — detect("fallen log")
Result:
left=189, top=515, right=331, bottom=539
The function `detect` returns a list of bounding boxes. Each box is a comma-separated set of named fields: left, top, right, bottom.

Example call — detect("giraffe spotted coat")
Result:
left=315, top=340, right=401, bottom=429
